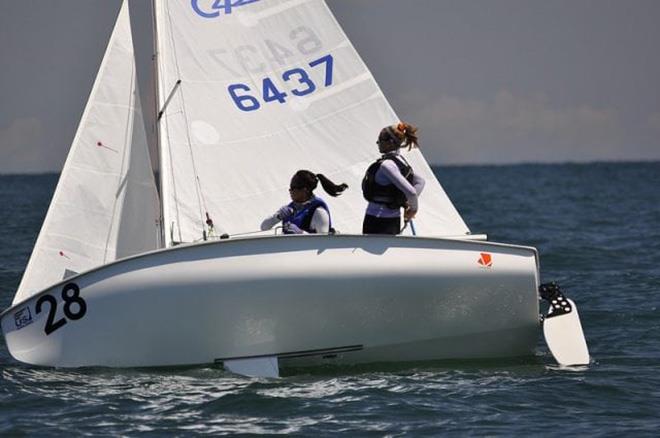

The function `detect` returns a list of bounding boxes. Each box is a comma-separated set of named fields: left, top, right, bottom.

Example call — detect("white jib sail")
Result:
left=154, top=0, right=469, bottom=244
left=13, top=1, right=160, bottom=305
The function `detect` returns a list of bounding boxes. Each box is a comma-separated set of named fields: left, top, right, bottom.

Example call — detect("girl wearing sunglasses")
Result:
left=261, top=170, right=347, bottom=234
left=362, top=122, right=425, bottom=235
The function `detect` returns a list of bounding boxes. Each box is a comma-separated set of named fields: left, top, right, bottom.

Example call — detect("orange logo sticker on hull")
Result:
left=478, top=252, right=492, bottom=268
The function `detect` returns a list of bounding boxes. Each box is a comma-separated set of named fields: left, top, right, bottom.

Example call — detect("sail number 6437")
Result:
left=228, top=54, right=334, bottom=112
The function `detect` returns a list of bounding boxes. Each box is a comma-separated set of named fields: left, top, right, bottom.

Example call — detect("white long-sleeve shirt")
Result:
left=365, top=154, right=425, bottom=218
left=260, top=203, right=331, bottom=233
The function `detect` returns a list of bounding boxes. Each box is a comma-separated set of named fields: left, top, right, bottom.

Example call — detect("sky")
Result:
left=0, top=0, right=659, bottom=173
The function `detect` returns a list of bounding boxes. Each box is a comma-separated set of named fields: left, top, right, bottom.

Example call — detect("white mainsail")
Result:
left=13, top=2, right=160, bottom=305
left=152, top=0, right=469, bottom=245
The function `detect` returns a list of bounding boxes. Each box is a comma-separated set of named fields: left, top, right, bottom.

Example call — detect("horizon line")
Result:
left=1, top=158, right=658, bottom=177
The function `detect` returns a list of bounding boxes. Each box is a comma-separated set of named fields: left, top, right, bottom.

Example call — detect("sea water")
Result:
left=1, top=162, right=659, bottom=435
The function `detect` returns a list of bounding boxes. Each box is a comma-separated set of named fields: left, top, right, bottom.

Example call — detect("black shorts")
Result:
left=362, top=214, right=401, bottom=235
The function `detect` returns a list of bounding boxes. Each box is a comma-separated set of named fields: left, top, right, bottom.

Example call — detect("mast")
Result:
left=151, top=0, right=166, bottom=248
left=128, top=0, right=169, bottom=248
left=150, top=0, right=178, bottom=247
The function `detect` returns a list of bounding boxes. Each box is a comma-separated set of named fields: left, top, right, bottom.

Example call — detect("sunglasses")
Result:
left=289, top=185, right=306, bottom=191
left=377, top=133, right=396, bottom=144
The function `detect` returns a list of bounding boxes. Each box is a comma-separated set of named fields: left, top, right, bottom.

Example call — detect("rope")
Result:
left=400, top=219, right=417, bottom=235
left=165, top=3, right=206, bottom=238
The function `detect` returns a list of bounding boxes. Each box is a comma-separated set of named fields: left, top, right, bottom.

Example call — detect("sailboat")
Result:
left=1, top=0, right=588, bottom=377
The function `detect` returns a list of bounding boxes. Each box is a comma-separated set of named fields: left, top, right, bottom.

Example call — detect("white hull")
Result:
left=2, top=235, right=540, bottom=369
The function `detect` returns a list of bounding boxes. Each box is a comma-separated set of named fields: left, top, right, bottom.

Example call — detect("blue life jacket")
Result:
left=284, top=196, right=332, bottom=233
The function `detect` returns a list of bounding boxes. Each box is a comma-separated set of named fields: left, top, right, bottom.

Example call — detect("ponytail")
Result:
left=291, top=170, right=348, bottom=197
left=396, top=122, right=419, bottom=150
left=379, top=122, right=419, bottom=152
left=316, top=173, right=348, bottom=197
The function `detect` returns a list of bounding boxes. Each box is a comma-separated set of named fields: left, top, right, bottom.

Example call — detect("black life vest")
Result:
left=362, top=154, right=414, bottom=209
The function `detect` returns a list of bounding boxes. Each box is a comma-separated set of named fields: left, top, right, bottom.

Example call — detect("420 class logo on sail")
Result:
left=192, top=0, right=261, bottom=18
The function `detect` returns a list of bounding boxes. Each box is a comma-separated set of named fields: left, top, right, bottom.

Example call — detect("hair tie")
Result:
left=397, top=122, right=407, bottom=134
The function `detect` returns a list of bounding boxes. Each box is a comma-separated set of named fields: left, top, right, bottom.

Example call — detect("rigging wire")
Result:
left=161, top=81, right=184, bottom=244
left=165, top=4, right=207, bottom=240
left=157, top=10, right=184, bottom=246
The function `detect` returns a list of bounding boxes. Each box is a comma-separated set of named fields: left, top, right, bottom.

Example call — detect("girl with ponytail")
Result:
left=261, top=170, right=348, bottom=234
left=361, top=122, right=426, bottom=235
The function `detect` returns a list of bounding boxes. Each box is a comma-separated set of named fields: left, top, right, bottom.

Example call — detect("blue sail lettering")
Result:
left=192, top=0, right=261, bottom=18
